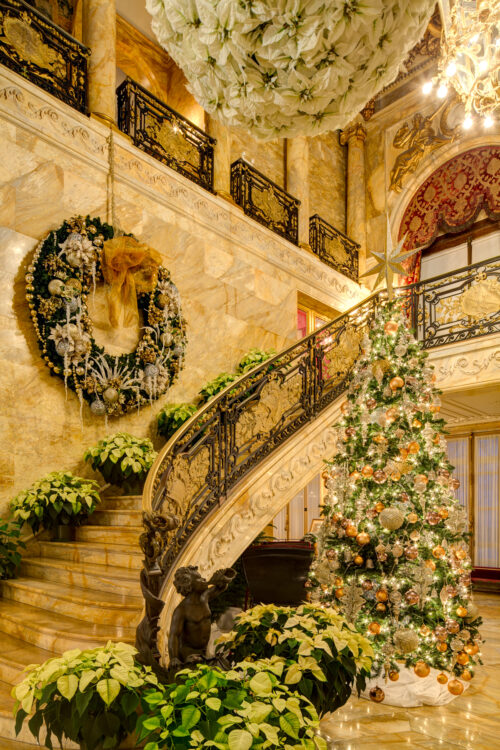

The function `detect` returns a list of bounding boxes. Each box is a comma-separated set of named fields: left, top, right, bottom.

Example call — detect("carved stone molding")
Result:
left=0, top=66, right=364, bottom=311
left=429, top=336, right=500, bottom=389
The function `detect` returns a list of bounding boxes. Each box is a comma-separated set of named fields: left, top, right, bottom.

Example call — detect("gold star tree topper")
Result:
left=360, top=216, right=421, bottom=299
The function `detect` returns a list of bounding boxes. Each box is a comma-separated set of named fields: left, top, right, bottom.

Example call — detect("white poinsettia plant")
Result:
left=146, top=0, right=435, bottom=140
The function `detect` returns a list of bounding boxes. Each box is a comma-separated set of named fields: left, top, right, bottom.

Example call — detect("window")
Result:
left=272, top=475, right=324, bottom=540
left=297, top=292, right=338, bottom=338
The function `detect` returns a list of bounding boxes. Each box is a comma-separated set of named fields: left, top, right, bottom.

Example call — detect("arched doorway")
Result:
left=397, top=145, right=500, bottom=283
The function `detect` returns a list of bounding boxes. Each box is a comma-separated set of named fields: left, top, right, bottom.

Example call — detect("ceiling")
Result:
left=441, top=383, right=500, bottom=427
left=116, top=0, right=156, bottom=43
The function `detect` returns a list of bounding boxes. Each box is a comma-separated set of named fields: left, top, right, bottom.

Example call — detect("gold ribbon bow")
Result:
left=101, top=236, right=162, bottom=328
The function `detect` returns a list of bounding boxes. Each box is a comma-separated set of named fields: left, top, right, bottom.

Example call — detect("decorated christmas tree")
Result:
left=308, top=296, right=482, bottom=702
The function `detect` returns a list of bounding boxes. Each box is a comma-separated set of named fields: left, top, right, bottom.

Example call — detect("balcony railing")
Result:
left=309, top=214, right=359, bottom=281
left=117, top=78, right=215, bottom=192
left=406, top=255, right=500, bottom=348
left=0, top=0, right=88, bottom=113
left=230, top=159, right=300, bottom=245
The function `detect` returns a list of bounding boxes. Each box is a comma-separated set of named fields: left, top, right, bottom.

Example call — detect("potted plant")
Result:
left=0, top=519, right=25, bottom=579
left=242, top=539, right=315, bottom=606
left=156, top=403, right=198, bottom=441
left=13, top=641, right=159, bottom=750
left=137, top=661, right=327, bottom=749
left=84, top=433, right=157, bottom=494
left=236, top=348, right=276, bottom=374
left=217, top=603, right=374, bottom=716
left=198, top=372, right=239, bottom=405
left=10, top=471, right=100, bottom=541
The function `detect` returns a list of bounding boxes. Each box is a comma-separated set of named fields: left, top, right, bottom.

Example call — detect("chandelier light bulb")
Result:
left=484, top=116, right=494, bottom=127
left=437, top=84, right=448, bottom=98
left=422, top=81, right=433, bottom=94
left=478, top=59, right=488, bottom=72
left=463, top=115, right=473, bottom=129
left=445, top=62, right=457, bottom=77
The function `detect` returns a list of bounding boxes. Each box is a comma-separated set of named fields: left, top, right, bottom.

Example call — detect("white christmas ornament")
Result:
left=146, top=0, right=435, bottom=140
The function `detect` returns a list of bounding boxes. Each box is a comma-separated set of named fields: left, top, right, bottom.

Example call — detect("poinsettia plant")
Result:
left=13, top=641, right=158, bottom=750
left=217, top=603, right=373, bottom=716
left=10, top=471, right=100, bottom=534
left=84, top=433, right=157, bottom=493
left=156, top=402, right=198, bottom=441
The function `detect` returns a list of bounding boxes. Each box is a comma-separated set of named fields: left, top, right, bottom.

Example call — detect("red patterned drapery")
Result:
left=398, top=146, right=500, bottom=283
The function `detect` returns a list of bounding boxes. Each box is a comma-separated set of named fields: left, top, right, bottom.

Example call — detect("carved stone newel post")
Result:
left=340, top=122, right=367, bottom=275
left=83, top=0, right=117, bottom=123
left=206, top=115, right=232, bottom=201
left=286, top=136, right=309, bottom=247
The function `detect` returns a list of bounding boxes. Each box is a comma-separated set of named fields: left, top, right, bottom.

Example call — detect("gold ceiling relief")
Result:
left=389, top=97, right=461, bottom=193
left=1, top=13, right=65, bottom=76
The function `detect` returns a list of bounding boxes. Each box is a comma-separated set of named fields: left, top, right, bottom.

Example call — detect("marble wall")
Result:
left=309, top=132, right=346, bottom=232
left=0, top=68, right=363, bottom=515
left=230, top=129, right=285, bottom=187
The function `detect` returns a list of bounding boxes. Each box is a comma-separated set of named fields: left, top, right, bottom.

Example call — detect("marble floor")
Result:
left=320, top=592, right=500, bottom=750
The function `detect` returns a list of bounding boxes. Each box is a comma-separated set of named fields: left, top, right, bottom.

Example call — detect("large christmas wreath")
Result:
left=25, top=216, right=186, bottom=417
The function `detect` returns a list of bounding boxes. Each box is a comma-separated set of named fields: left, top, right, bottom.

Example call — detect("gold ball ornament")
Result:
left=432, top=546, right=445, bottom=559
left=366, top=398, right=377, bottom=409
left=369, top=686, right=385, bottom=703
left=455, top=549, right=467, bottom=560
left=379, top=507, right=405, bottom=530
left=376, top=602, right=387, bottom=612
left=461, top=670, right=472, bottom=681
left=438, top=507, right=449, bottom=519
left=373, top=469, right=387, bottom=484
left=390, top=376, right=404, bottom=390
left=437, top=673, right=448, bottom=684
left=408, top=512, right=419, bottom=523
left=362, top=580, right=373, bottom=591
left=456, top=606, right=468, bottom=618
left=368, top=622, right=381, bottom=635
left=448, top=679, right=464, bottom=696
left=446, top=619, right=460, bottom=634
left=435, top=626, right=447, bottom=641
left=464, top=642, right=479, bottom=655
left=354, top=555, right=364, bottom=565
left=386, top=407, right=398, bottom=423
left=413, top=419, right=422, bottom=429
left=390, top=470, right=402, bottom=482
left=362, top=465, right=374, bottom=477
left=420, top=624, right=431, bottom=636
left=388, top=670, right=400, bottom=682
left=427, top=511, right=442, bottom=526
left=456, top=652, right=469, bottom=665
left=408, top=441, right=420, bottom=454
left=437, top=642, right=448, bottom=652
left=340, top=400, right=350, bottom=414
left=414, top=474, right=428, bottom=485
left=346, top=524, right=358, bottom=538
left=350, top=471, right=361, bottom=481
left=424, top=559, right=436, bottom=571
left=335, top=587, right=344, bottom=598
left=376, top=589, right=389, bottom=602
left=400, top=447, right=409, bottom=459
left=375, top=502, right=385, bottom=513
left=405, top=546, right=419, bottom=560
left=356, top=531, right=370, bottom=545
left=414, top=661, right=430, bottom=678
left=405, top=589, right=420, bottom=605
left=384, top=321, right=399, bottom=335
left=373, top=434, right=387, bottom=444
left=394, top=628, right=419, bottom=654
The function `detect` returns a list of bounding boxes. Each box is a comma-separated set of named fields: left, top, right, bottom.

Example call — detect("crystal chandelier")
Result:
left=422, top=0, right=500, bottom=128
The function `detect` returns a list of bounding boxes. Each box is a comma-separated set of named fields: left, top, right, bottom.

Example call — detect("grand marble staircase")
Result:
left=0, top=494, right=144, bottom=747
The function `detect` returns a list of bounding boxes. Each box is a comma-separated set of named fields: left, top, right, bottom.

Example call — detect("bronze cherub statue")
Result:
left=168, top=565, right=236, bottom=670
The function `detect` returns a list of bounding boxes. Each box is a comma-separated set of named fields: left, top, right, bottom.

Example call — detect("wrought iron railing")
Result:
left=309, top=214, right=359, bottom=281
left=0, top=0, right=88, bottom=113
left=230, top=159, right=300, bottom=245
left=117, top=78, right=215, bottom=192
left=406, top=255, right=500, bottom=348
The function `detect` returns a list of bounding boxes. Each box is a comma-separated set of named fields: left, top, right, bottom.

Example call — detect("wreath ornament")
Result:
left=25, top=216, right=186, bottom=417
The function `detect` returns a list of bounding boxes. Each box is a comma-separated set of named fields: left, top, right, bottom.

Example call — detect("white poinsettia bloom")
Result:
left=146, top=0, right=435, bottom=139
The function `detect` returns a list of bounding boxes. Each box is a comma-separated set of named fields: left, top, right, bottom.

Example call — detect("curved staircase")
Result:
left=0, top=494, right=144, bottom=746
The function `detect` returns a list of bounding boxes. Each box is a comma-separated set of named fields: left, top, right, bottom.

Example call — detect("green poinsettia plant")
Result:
left=217, top=603, right=373, bottom=717
left=13, top=641, right=158, bottom=750
left=10, top=471, right=101, bottom=534
left=0, top=519, right=25, bottom=579
left=156, top=403, right=198, bottom=441
left=236, top=349, right=276, bottom=375
left=84, top=433, right=157, bottom=493
left=137, top=661, right=327, bottom=750
left=198, top=373, right=240, bottom=405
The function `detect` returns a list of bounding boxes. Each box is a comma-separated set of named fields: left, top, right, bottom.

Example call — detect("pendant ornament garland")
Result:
left=146, top=0, right=435, bottom=140
left=25, top=216, right=186, bottom=417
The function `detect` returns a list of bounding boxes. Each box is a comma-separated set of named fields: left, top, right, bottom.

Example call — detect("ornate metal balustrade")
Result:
left=117, top=78, right=215, bottom=192
left=230, top=159, right=300, bottom=245
left=0, top=0, right=88, bottom=113
left=406, top=255, right=500, bottom=348
left=309, top=214, right=359, bottom=281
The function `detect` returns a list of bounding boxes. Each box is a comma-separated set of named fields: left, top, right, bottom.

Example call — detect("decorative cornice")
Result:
left=0, top=67, right=364, bottom=311
left=340, top=122, right=367, bottom=146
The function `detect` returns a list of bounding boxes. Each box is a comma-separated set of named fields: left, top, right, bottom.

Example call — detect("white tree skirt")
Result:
left=359, top=666, right=470, bottom=707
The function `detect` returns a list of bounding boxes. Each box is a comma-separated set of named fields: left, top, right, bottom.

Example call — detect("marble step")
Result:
left=0, top=633, right=56, bottom=686
left=100, top=495, right=143, bottom=511
left=38, top=541, right=142, bottom=571
left=1, top=578, right=142, bottom=628
left=91, top=509, right=143, bottom=528
left=21, top=557, right=141, bottom=596
left=0, top=600, right=136, bottom=652
left=75, top=524, right=142, bottom=545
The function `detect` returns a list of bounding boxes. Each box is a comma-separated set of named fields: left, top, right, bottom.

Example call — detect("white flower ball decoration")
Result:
left=146, top=0, right=435, bottom=140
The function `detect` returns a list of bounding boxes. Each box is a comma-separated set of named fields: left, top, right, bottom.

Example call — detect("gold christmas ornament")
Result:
left=374, top=434, right=387, bottom=444
left=362, top=580, right=374, bottom=591
left=412, top=419, right=422, bottom=429
left=376, top=589, right=389, bottom=602
left=456, top=652, right=469, bottom=665
left=335, top=587, right=344, bottom=598
left=448, top=679, right=464, bottom=696
left=373, top=470, right=387, bottom=484
left=390, top=470, right=402, bottom=482
left=405, top=546, right=419, bottom=560
left=405, top=589, right=420, bottom=605
left=366, top=397, right=377, bottom=409
left=408, top=512, right=418, bottom=524
left=414, top=661, right=430, bottom=678
left=350, top=471, right=361, bottom=481
left=420, top=624, right=431, bottom=636
left=414, top=474, right=428, bottom=485
left=438, top=507, right=449, bottom=519
left=390, top=376, right=404, bottom=390
left=379, top=507, right=404, bottom=530
left=368, top=622, right=381, bottom=635
left=354, top=555, right=364, bottom=565
left=386, top=407, right=398, bottom=423
left=369, top=686, right=385, bottom=703
left=375, top=502, right=385, bottom=513
left=340, top=400, right=350, bottom=414
left=446, top=619, right=460, bottom=634
left=437, top=642, right=448, bottom=652
left=362, top=465, right=374, bottom=477
left=399, top=447, right=409, bottom=459
left=384, top=321, right=399, bottom=335
left=388, top=670, right=400, bottom=681
left=394, top=628, right=419, bottom=654
left=356, top=532, right=371, bottom=545
left=456, top=606, right=468, bottom=618
left=432, top=546, right=445, bottom=559
left=464, top=642, right=479, bottom=655
left=376, top=602, right=387, bottom=612
left=408, top=441, right=420, bottom=454
left=437, top=673, right=448, bottom=684
left=424, top=559, right=436, bottom=571
left=346, top=524, right=358, bottom=538
left=435, top=626, right=448, bottom=641
left=461, top=670, right=472, bottom=682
